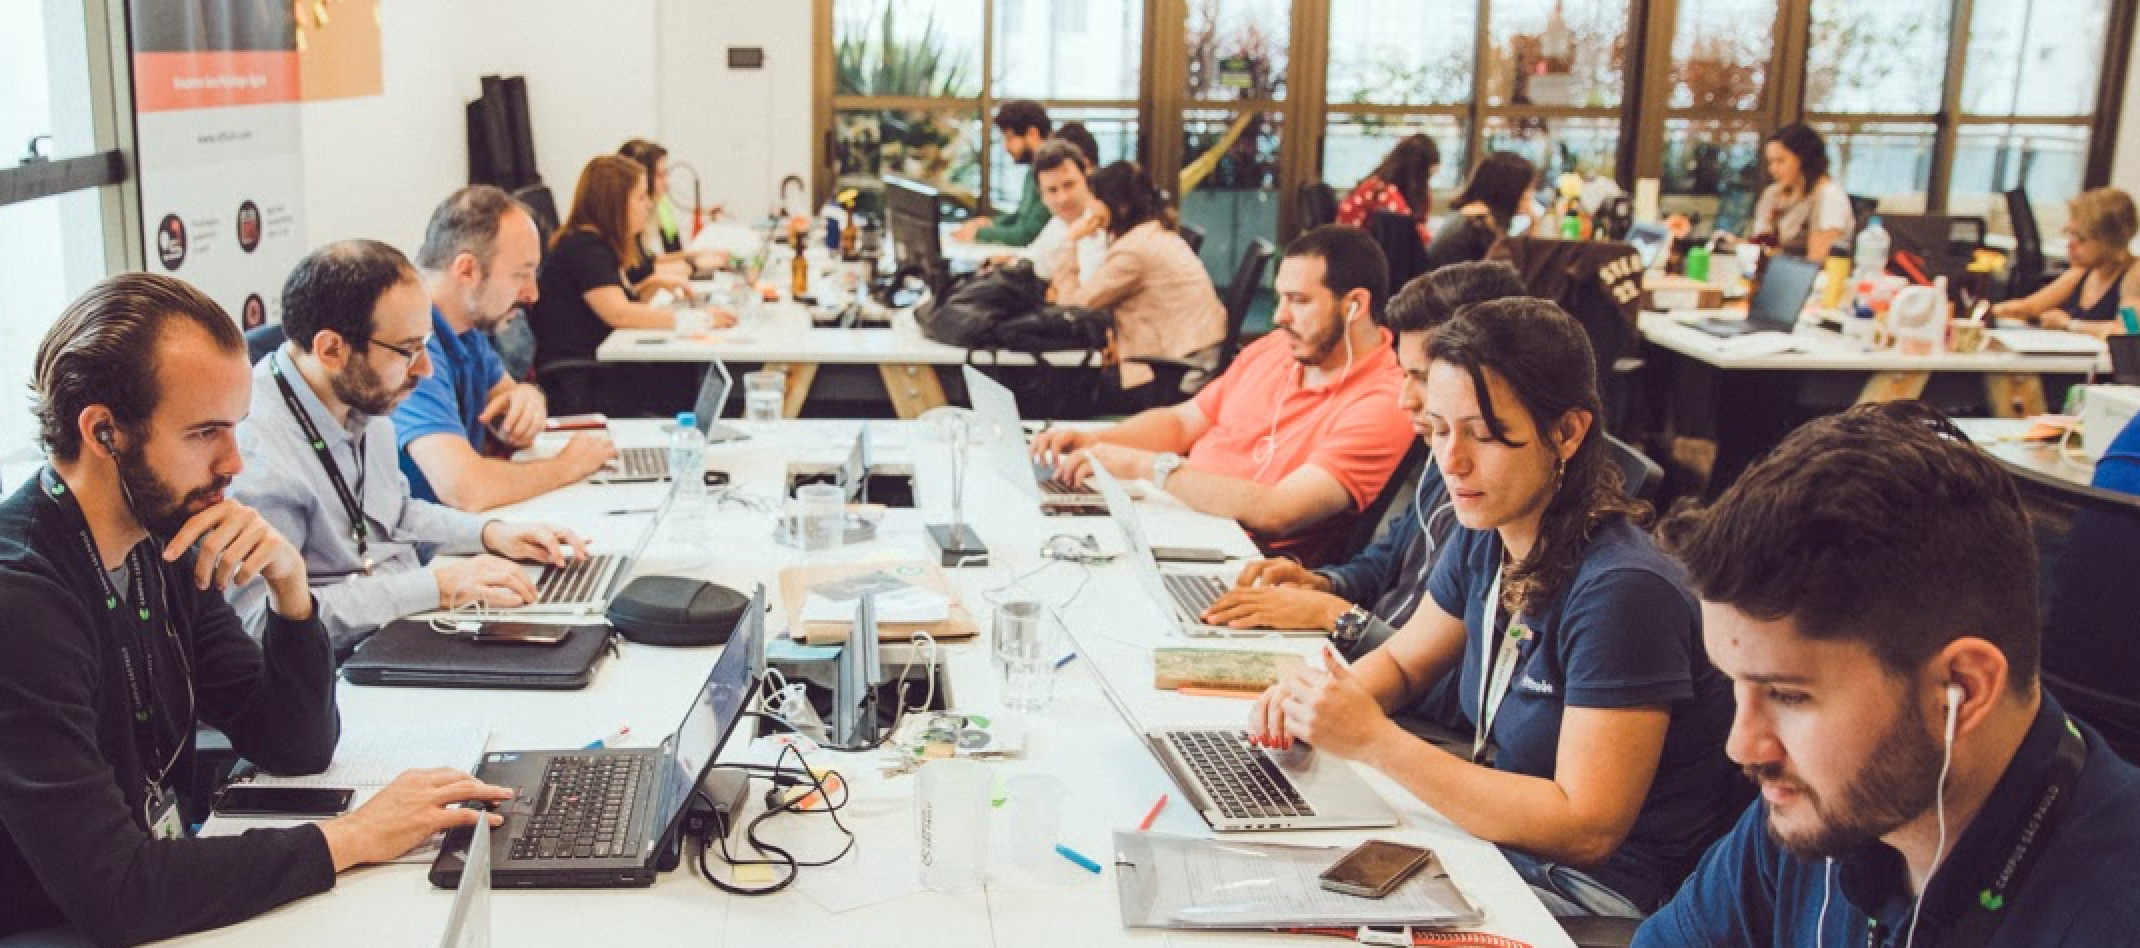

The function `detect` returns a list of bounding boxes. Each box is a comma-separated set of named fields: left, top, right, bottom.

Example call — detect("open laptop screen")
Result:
left=693, top=360, right=733, bottom=434
left=1748, top=255, right=1820, bottom=332
left=649, top=586, right=764, bottom=842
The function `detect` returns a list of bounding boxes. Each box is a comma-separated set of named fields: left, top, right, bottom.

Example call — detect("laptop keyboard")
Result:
left=535, top=554, right=619, bottom=604
left=509, top=755, right=647, bottom=861
left=1031, top=460, right=1099, bottom=499
left=1164, top=729, right=1314, bottom=821
left=1162, top=572, right=1229, bottom=618
left=610, top=447, right=669, bottom=480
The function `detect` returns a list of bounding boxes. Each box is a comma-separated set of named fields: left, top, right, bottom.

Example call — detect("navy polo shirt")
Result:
left=1426, top=518, right=1739, bottom=910
left=2092, top=411, right=2140, bottom=496
left=393, top=308, right=507, bottom=503
left=1636, top=694, right=2140, bottom=946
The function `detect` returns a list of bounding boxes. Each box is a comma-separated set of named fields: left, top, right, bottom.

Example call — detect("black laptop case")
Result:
left=342, top=620, right=612, bottom=689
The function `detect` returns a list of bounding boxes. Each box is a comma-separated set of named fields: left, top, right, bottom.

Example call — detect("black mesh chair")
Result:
left=514, top=183, right=560, bottom=241
left=1604, top=432, right=1663, bottom=505
left=1299, top=181, right=1339, bottom=230
left=244, top=323, right=287, bottom=365
left=1365, top=210, right=1430, bottom=292
left=2006, top=187, right=2053, bottom=300
left=1179, top=222, right=1207, bottom=255
left=1339, top=439, right=1429, bottom=561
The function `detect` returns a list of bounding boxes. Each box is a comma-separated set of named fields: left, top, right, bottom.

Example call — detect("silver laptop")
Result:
left=961, top=365, right=1106, bottom=515
left=512, top=494, right=669, bottom=614
left=1086, top=465, right=1321, bottom=638
left=591, top=362, right=749, bottom=484
left=437, top=813, right=490, bottom=947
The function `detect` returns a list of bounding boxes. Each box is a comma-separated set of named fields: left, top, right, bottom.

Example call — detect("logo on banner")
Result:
left=242, top=293, right=267, bottom=329
left=237, top=201, right=262, bottom=253
left=156, top=215, right=188, bottom=271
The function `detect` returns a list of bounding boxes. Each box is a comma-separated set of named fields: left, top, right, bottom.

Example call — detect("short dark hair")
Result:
left=1385, top=261, right=1527, bottom=334
left=1452, top=151, right=1536, bottom=226
left=993, top=100, right=1051, bottom=137
left=281, top=240, right=419, bottom=354
left=1087, top=161, right=1175, bottom=238
left=34, top=273, right=244, bottom=460
left=415, top=185, right=530, bottom=272
left=1659, top=402, right=2039, bottom=684
left=1033, top=139, right=1090, bottom=176
left=1053, top=122, right=1101, bottom=167
left=1767, top=123, right=1832, bottom=185
left=1284, top=225, right=1390, bottom=323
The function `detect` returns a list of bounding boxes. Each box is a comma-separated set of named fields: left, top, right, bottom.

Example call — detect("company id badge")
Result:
left=147, top=785, right=185, bottom=840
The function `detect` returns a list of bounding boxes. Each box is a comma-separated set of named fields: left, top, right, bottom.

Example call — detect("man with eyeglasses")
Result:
left=229, top=240, right=587, bottom=654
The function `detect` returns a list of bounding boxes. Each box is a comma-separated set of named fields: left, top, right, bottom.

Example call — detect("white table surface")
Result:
left=596, top=301, right=1089, bottom=368
left=1639, top=310, right=2109, bottom=374
left=1954, top=417, right=2099, bottom=487
left=158, top=420, right=1573, bottom=948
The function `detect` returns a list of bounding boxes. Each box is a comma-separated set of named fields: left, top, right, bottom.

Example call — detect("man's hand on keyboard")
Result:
left=1233, top=557, right=1330, bottom=592
left=483, top=521, right=588, bottom=567
left=1203, top=585, right=1348, bottom=631
left=434, top=554, right=540, bottom=609
left=318, top=768, right=514, bottom=872
left=557, top=434, right=618, bottom=480
left=1029, top=427, right=1099, bottom=481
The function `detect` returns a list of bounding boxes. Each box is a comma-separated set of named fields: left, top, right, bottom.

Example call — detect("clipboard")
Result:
left=776, top=558, right=977, bottom=645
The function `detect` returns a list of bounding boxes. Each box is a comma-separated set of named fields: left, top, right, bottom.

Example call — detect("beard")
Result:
left=1283, top=315, right=1346, bottom=367
left=1753, top=699, right=1944, bottom=860
left=114, top=440, right=230, bottom=538
left=331, top=355, right=416, bottom=418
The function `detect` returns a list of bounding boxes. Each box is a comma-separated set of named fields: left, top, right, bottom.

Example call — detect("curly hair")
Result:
left=1426, top=297, right=1648, bottom=615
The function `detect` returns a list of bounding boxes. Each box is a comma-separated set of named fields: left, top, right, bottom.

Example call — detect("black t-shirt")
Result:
left=531, top=230, right=631, bottom=368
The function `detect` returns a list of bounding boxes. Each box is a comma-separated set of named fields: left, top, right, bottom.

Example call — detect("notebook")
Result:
left=341, top=621, right=613, bottom=689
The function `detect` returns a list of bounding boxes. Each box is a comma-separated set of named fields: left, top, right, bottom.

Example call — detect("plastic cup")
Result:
left=743, top=370, right=786, bottom=422
left=795, top=483, right=845, bottom=552
left=915, top=759, right=990, bottom=891
left=1005, top=774, right=1066, bottom=869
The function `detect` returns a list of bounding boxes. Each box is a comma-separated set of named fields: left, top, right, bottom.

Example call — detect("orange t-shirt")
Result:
left=1187, top=330, right=1413, bottom=566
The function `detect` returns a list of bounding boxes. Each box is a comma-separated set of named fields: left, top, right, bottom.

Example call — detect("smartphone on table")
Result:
left=213, top=785, right=355, bottom=818
left=1317, top=840, right=1435, bottom=898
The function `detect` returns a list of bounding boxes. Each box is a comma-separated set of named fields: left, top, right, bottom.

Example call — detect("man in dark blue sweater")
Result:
left=0, top=274, right=511, bottom=946
left=1640, top=402, right=2140, bottom=947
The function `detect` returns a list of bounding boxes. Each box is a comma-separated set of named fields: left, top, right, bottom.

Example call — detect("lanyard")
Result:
left=268, top=357, right=373, bottom=574
left=1471, top=562, right=1533, bottom=765
left=39, top=467, right=192, bottom=818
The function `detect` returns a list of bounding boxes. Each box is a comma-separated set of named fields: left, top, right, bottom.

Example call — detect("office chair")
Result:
left=1339, top=439, right=1429, bottom=561
left=1129, top=238, right=1273, bottom=401
left=514, top=183, right=561, bottom=241
left=1299, top=181, right=1339, bottom=230
left=2005, top=187, right=2052, bottom=299
left=244, top=323, right=287, bottom=365
left=1365, top=210, right=1430, bottom=292
left=1603, top=432, right=1664, bottom=505
left=2006, top=457, right=2140, bottom=762
left=1179, top=223, right=1207, bottom=255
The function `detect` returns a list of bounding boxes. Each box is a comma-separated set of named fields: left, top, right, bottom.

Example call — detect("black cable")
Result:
left=690, top=742, right=855, bottom=895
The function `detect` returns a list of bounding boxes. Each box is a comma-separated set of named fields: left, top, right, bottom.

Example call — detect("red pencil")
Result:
left=1137, top=793, right=1169, bottom=831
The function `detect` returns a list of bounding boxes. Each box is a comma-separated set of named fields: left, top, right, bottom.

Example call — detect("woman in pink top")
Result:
left=1054, top=161, right=1227, bottom=409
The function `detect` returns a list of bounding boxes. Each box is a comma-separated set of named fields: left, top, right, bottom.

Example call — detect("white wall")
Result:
left=299, top=0, right=813, bottom=254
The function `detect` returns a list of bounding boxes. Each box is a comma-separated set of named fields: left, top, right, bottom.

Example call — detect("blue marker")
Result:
left=1054, top=652, right=1078, bottom=670
left=1055, top=843, right=1103, bottom=874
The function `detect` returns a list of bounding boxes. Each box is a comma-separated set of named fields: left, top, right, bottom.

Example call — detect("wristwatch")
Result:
left=1150, top=452, right=1185, bottom=489
left=1331, top=605, right=1373, bottom=652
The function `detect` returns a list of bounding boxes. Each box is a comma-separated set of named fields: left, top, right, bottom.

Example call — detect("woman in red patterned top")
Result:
left=1336, top=134, right=1441, bottom=246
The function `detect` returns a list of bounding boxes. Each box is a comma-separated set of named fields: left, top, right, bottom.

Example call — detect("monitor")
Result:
left=884, top=175, right=944, bottom=282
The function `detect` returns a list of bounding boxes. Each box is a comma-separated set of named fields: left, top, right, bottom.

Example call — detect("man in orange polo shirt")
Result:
left=1036, top=226, right=1413, bottom=566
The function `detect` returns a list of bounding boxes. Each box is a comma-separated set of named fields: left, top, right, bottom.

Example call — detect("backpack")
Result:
left=914, top=260, right=1113, bottom=354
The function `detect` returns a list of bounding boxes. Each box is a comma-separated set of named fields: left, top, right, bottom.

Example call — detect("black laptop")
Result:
left=429, top=586, right=764, bottom=889
left=1691, top=254, right=1821, bottom=338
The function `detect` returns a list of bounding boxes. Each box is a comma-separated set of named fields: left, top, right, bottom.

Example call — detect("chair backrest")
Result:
left=1179, top=223, right=1207, bottom=255
left=1219, top=238, right=1275, bottom=370
left=244, top=323, right=287, bottom=366
left=1365, top=210, right=1429, bottom=291
left=1342, top=438, right=1430, bottom=562
left=514, top=183, right=560, bottom=244
left=2009, top=462, right=2140, bottom=760
left=2006, top=187, right=2046, bottom=295
left=1299, top=182, right=1339, bottom=230
left=1603, top=432, right=1663, bottom=505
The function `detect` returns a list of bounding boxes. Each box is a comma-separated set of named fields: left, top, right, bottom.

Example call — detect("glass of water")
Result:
left=743, top=370, right=785, bottom=422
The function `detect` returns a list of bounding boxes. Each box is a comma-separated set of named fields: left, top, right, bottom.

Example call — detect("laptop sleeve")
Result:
left=343, top=620, right=613, bottom=690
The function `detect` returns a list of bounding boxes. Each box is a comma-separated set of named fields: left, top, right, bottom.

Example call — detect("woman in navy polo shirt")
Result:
left=1251, top=298, right=1739, bottom=917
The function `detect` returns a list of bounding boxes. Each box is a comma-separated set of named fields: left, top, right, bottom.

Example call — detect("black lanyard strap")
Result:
left=267, top=357, right=373, bottom=573
left=1932, top=722, right=2088, bottom=948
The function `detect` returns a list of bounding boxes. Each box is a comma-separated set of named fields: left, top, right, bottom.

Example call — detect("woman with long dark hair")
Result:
left=1054, top=160, right=1226, bottom=408
left=1423, top=151, right=1536, bottom=271
left=1337, top=134, right=1441, bottom=246
left=1743, top=123, right=1854, bottom=262
left=1249, top=298, right=1737, bottom=918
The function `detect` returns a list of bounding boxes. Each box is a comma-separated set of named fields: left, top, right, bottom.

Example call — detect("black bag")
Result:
left=915, top=260, right=1114, bottom=354
left=988, top=303, right=1113, bottom=352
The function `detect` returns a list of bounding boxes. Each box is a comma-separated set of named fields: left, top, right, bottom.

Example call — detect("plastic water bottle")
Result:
left=1854, top=216, right=1890, bottom=281
left=669, top=412, right=708, bottom=531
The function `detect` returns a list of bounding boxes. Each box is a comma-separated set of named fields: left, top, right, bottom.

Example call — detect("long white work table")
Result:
left=157, top=420, right=1574, bottom=948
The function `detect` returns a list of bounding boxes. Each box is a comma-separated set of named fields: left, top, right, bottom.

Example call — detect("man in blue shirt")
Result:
left=396, top=186, right=615, bottom=511
left=1641, top=402, right=2140, bottom=947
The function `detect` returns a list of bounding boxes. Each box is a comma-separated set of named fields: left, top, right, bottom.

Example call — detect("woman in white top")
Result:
left=1745, top=124, right=1854, bottom=263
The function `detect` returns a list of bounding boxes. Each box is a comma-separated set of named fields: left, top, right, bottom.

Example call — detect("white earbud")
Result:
left=1906, top=681, right=1967, bottom=948
left=1944, top=682, right=1964, bottom=745
left=1344, top=300, right=1360, bottom=323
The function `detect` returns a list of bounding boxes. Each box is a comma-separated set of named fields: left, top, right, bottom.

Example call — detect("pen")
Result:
left=1055, top=843, right=1103, bottom=874
left=1054, top=652, right=1078, bottom=670
left=583, top=726, right=630, bottom=750
left=605, top=507, right=659, bottom=516
left=1175, top=686, right=1260, bottom=700
left=1137, top=794, right=1169, bottom=831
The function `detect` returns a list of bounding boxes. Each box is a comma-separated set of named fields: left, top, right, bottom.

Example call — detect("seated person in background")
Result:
left=1052, top=160, right=1227, bottom=411
left=1741, top=123, right=1854, bottom=263
left=1990, top=187, right=2140, bottom=338
left=1007, top=140, right=1109, bottom=282
left=398, top=186, right=616, bottom=511
left=0, top=274, right=510, bottom=945
left=1036, top=226, right=1414, bottom=567
left=232, top=239, right=585, bottom=654
left=1336, top=133, right=1440, bottom=248
left=1251, top=298, right=1739, bottom=917
left=616, top=138, right=725, bottom=286
left=527, top=154, right=733, bottom=417
left=1637, top=402, right=2140, bottom=946
left=1204, top=261, right=1529, bottom=656
left=1052, top=120, right=1101, bottom=169
left=1423, top=150, right=1537, bottom=272
left=951, top=100, right=1053, bottom=247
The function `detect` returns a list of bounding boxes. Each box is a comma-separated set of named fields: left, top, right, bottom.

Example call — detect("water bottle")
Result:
left=1854, top=216, right=1890, bottom=281
left=669, top=412, right=708, bottom=530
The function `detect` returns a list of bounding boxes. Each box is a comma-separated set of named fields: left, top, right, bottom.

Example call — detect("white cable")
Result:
left=1904, top=690, right=1962, bottom=948
left=1815, top=857, right=1834, bottom=948
left=1254, top=321, right=1358, bottom=481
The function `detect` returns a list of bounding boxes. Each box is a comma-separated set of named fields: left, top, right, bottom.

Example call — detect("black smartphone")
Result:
left=1151, top=545, right=1228, bottom=565
left=470, top=623, right=570, bottom=645
left=214, top=785, right=355, bottom=818
left=1317, top=840, right=1434, bottom=898
left=703, top=470, right=731, bottom=487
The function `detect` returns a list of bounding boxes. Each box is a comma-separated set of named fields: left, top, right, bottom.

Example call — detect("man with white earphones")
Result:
left=1637, top=402, right=2140, bottom=947
left=1034, top=226, right=1415, bottom=567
